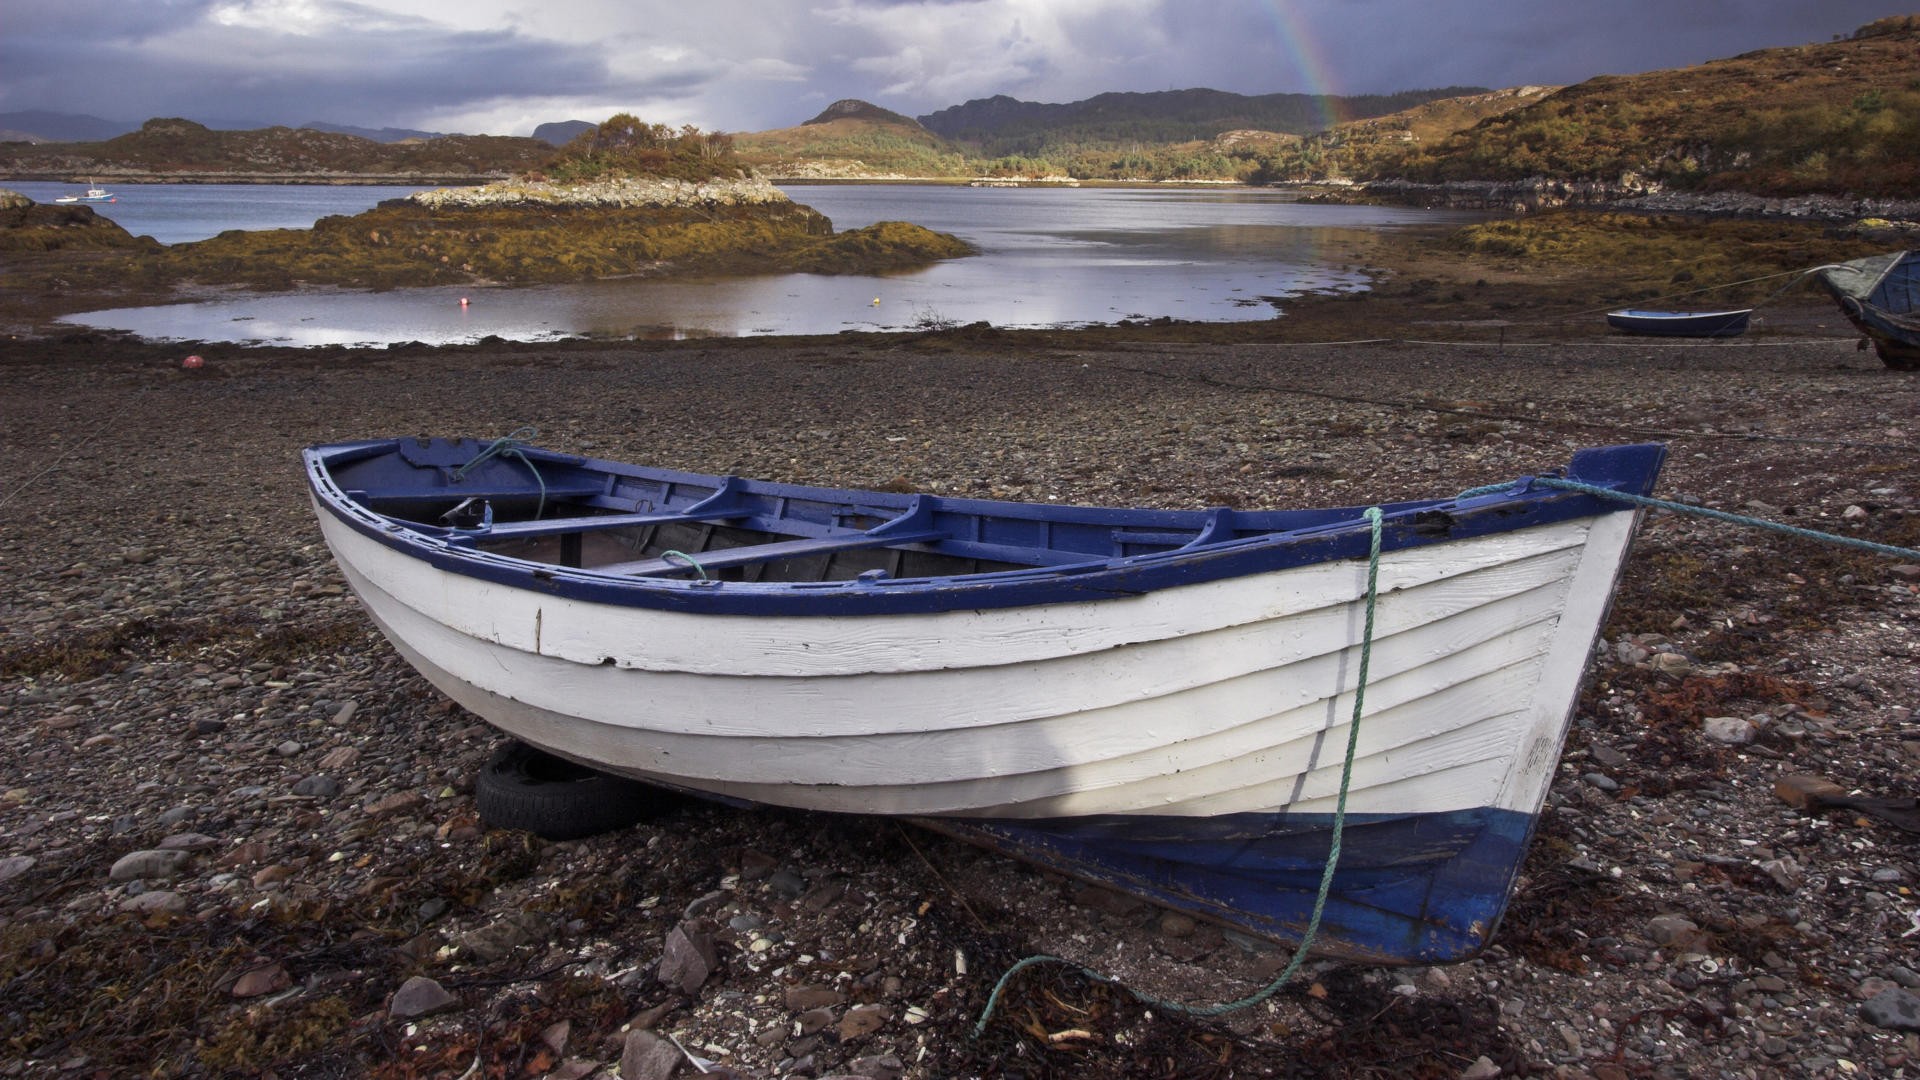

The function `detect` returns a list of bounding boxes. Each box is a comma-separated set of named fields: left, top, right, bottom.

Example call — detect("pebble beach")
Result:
left=2, top=312, right=1919, bottom=1077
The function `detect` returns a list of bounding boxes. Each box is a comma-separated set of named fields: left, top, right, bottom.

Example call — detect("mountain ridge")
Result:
left=917, top=85, right=1491, bottom=151
left=6, top=17, right=1919, bottom=200
left=0, top=117, right=554, bottom=182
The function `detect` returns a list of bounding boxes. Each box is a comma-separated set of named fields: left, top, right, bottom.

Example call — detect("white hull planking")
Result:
left=317, top=504, right=1638, bottom=822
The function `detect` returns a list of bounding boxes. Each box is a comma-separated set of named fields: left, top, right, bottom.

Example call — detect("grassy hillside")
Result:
left=1384, top=16, right=1920, bottom=196
left=1251, top=86, right=1558, bottom=183
left=732, top=105, right=969, bottom=178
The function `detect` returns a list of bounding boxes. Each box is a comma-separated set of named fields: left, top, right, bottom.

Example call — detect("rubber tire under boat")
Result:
left=475, top=740, right=675, bottom=840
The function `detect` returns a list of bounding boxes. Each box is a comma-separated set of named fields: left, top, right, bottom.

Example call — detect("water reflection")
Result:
left=59, top=185, right=1478, bottom=345
left=5, top=181, right=435, bottom=245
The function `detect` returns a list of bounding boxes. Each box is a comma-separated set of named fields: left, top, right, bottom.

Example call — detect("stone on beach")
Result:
left=109, top=849, right=193, bottom=881
left=389, top=975, right=459, bottom=1018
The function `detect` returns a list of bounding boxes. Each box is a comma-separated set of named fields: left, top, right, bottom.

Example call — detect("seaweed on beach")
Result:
left=0, top=615, right=371, bottom=682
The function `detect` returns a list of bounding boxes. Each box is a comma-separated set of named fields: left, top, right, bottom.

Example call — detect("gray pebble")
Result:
left=389, top=975, right=459, bottom=1019
left=292, top=774, right=339, bottom=797
left=1862, top=988, right=1920, bottom=1031
left=109, top=849, right=193, bottom=882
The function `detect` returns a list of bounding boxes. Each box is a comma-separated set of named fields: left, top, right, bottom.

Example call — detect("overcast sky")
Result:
left=1, top=1, right=1912, bottom=136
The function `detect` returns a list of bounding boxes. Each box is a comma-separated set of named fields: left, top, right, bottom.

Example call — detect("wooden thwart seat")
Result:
left=599, top=529, right=949, bottom=577
left=451, top=506, right=748, bottom=543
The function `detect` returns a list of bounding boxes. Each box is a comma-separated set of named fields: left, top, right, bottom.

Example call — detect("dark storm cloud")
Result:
left=0, top=0, right=707, bottom=130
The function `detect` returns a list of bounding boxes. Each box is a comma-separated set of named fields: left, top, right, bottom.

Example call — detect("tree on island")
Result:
left=541, top=113, right=741, bottom=183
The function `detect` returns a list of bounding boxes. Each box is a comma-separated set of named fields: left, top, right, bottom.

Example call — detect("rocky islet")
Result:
left=0, top=175, right=975, bottom=295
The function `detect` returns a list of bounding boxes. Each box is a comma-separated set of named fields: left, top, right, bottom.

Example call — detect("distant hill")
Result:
left=302, top=121, right=448, bottom=143
left=737, top=89, right=1499, bottom=183
left=733, top=101, right=966, bottom=179
left=917, top=86, right=1490, bottom=156
left=533, top=120, right=595, bottom=147
left=802, top=100, right=927, bottom=130
left=0, top=110, right=136, bottom=143
left=0, top=117, right=555, bottom=181
left=1371, top=15, right=1920, bottom=197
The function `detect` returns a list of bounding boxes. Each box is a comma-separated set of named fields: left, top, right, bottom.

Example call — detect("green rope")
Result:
left=970, top=506, right=1386, bottom=1038
left=454, top=426, right=547, bottom=520
left=1461, top=477, right=1920, bottom=561
left=660, top=549, right=709, bottom=580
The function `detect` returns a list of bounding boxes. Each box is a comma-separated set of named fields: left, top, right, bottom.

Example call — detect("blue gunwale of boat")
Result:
left=305, top=439, right=1666, bottom=617
left=925, top=806, right=1537, bottom=964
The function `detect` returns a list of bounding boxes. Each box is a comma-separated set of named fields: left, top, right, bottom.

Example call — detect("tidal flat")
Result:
left=2, top=294, right=1918, bottom=1075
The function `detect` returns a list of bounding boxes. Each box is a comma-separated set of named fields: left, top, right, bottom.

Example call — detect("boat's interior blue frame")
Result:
left=307, top=438, right=1667, bottom=617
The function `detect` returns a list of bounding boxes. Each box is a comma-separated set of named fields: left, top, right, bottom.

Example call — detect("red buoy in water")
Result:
left=182, top=354, right=204, bottom=370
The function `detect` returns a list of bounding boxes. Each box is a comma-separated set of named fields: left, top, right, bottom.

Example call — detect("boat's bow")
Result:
left=1813, top=251, right=1920, bottom=368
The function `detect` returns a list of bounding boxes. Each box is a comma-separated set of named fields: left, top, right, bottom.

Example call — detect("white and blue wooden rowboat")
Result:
left=304, top=437, right=1666, bottom=964
left=1605, top=308, right=1752, bottom=337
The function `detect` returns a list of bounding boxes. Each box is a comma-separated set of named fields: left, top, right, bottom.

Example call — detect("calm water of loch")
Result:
left=8, top=180, right=1483, bottom=345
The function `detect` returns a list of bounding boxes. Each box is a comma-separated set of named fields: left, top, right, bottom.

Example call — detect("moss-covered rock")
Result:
left=151, top=185, right=973, bottom=289
left=781, top=221, right=977, bottom=274
left=0, top=177, right=974, bottom=297
left=0, top=192, right=162, bottom=254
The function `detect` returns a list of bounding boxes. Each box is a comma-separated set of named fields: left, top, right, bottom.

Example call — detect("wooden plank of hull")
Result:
left=323, top=502, right=1590, bottom=697
left=321, top=495, right=1597, bottom=679
left=336, top=540, right=1583, bottom=746
left=338, top=546, right=1557, bottom=797
left=317, top=506, right=1638, bottom=825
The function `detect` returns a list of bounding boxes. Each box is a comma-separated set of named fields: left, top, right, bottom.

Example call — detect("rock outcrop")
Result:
left=148, top=178, right=971, bottom=289
left=407, top=175, right=790, bottom=211
left=0, top=188, right=162, bottom=254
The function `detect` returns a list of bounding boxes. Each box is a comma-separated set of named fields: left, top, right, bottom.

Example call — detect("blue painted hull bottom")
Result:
left=922, top=807, right=1538, bottom=964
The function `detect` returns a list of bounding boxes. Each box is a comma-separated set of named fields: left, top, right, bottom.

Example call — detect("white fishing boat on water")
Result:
left=53, top=183, right=115, bottom=204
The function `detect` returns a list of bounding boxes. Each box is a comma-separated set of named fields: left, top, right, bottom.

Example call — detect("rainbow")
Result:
left=1257, top=0, right=1347, bottom=131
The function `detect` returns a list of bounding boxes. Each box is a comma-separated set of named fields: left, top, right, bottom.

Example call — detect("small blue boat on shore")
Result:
left=1605, top=308, right=1752, bottom=337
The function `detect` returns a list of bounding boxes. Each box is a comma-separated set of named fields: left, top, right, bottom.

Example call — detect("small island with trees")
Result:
left=1, top=114, right=976, bottom=297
